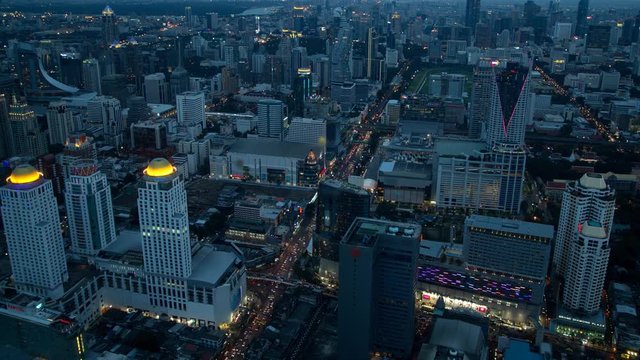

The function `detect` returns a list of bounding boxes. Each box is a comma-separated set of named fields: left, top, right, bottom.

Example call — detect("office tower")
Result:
left=465, top=0, right=481, bottom=33
left=46, top=102, right=74, bottom=145
left=384, top=99, right=401, bottom=125
left=36, top=154, right=65, bottom=199
left=126, top=96, right=151, bottom=126
left=586, top=25, right=612, bottom=50
left=330, top=28, right=353, bottom=96
left=221, top=67, right=239, bottom=93
left=0, top=93, right=12, bottom=159
left=82, top=58, right=101, bottom=94
left=206, top=12, right=219, bottom=30
left=257, top=99, right=284, bottom=140
left=554, top=23, right=573, bottom=41
left=65, top=160, right=116, bottom=256
left=87, top=96, right=124, bottom=147
left=170, top=66, right=189, bottom=101
left=8, top=96, right=48, bottom=158
left=184, top=6, right=193, bottom=27
left=463, top=215, right=552, bottom=282
left=144, top=73, right=169, bottom=104
left=176, top=91, right=206, bottom=128
left=59, top=53, right=83, bottom=88
left=468, top=60, right=497, bottom=139
left=486, top=62, right=531, bottom=148
left=554, top=174, right=615, bottom=288
left=101, top=74, right=129, bottom=105
left=101, top=5, right=118, bottom=45
left=139, top=158, right=191, bottom=311
left=575, top=0, right=589, bottom=37
left=316, top=180, right=371, bottom=237
left=338, top=218, right=421, bottom=360
left=0, top=164, right=68, bottom=299
left=291, top=46, right=308, bottom=84
left=428, top=72, right=466, bottom=99
left=367, top=27, right=376, bottom=79
left=293, top=5, right=305, bottom=32
left=293, top=68, right=312, bottom=116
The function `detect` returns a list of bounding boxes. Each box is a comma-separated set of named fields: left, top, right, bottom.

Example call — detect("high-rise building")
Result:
left=293, top=67, right=312, bottom=116
left=486, top=62, right=531, bottom=148
left=87, top=96, right=124, bottom=147
left=367, top=27, right=377, bottom=80
left=468, top=61, right=495, bottom=139
left=257, top=99, right=285, bottom=140
left=184, top=6, right=193, bottom=28
left=139, top=158, right=192, bottom=310
left=0, top=164, right=68, bottom=299
left=554, top=173, right=615, bottom=275
left=586, top=24, right=612, bottom=50
left=206, top=12, right=219, bottom=30
left=126, top=96, right=151, bottom=126
left=465, top=0, right=481, bottom=33
left=553, top=23, right=574, bottom=41
left=338, top=218, right=421, bottom=360
left=170, top=67, right=189, bottom=101
left=384, top=99, right=401, bottom=125
left=428, top=72, right=466, bottom=99
left=46, top=102, right=74, bottom=145
left=575, top=0, right=590, bottom=37
left=58, top=134, right=98, bottom=178
left=176, top=91, right=206, bottom=128
left=144, top=73, right=169, bottom=104
left=463, top=215, right=553, bottom=282
left=65, top=160, right=116, bottom=256
left=82, top=58, right=102, bottom=94
left=8, top=96, right=48, bottom=158
left=0, top=93, right=13, bottom=159
left=286, top=117, right=326, bottom=145
left=101, top=5, right=118, bottom=45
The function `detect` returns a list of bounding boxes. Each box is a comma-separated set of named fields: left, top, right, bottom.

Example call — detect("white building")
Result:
left=46, top=101, right=74, bottom=145
left=286, top=117, right=326, bottom=145
left=177, top=138, right=210, bottom=168
left=144, top=73, right=169, bottom=104
left=257, top=99, right=284, bottom=140
left=554, top=173, right=615, bottom=314
left=65, top=160, right=116, bottom=256
left=209, top=155, right=229, bottom=179
left=82, top=58, right=101, bottom=95
left=553, top=23, right=573, bottom=41
left=0, top=165, right=68, bottom=299
left=385, top=99, right=401, bottom=125
left=385, top=48, right=399, bottom=68
left=176, top=91, right=206, bottom=128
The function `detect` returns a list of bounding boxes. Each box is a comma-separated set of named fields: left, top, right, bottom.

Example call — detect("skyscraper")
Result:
left=176, top=91, right=206, bottom=128
left=257, top=99, right=285, bottom=140
left=82, top=58, right=102, bottom=94
left=144, top=73, right=169, bottom=104
left=338, top=218, right=421, bottom=360
left=139, top=158, right=192, bottom=310
left=465, top=0, right=481, bottom=33
left=575, top=0, right=589, bottom=37
left=553, top=174, right=615, bottom=290
left=293, top=68, right=312, bottom=116
left=468, top=60, right=497, bottom=139
left=65, top=160, right=116, bottom=256
left=101, top=5, right=118, bottom=45
left=87, top=96, right=124, bottom=147
left=8, top=96, right=48, bottom=158
left=486, top=62, right=531, bottom=148
left=0, top=93, right=12, bottom=159
left=367, top=27, right=377, bottom=80
left=0, top=164, right=68, bottom=299
left=586, top=24, right=612, bottom=50
left=184, top=6, right=193, bottom=27
left=46, top=102, right=74, bottom=145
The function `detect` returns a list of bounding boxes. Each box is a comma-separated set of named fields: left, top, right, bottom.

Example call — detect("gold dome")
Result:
left=144, top=158, right=175, bottom=177
left=7, top=164, right=42, bottom=184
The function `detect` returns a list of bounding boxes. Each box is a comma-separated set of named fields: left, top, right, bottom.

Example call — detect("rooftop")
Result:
left=228, top=138, right=322, bottom=159
left=343, top=218, right=421, bottom=247
left=580, top=221, right=607, bottom=239
left=320, top=179, right=369, bottom=196
left=465, top=215, right=554, bottom=239
left=579, top=173, right=607, bottom=190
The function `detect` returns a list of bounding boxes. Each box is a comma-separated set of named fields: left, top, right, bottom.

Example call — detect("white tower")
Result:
left=139, top=158, right=191, bottom=311
left=554, top=173, right=615, bottom=314
left=176, top=91, right=206, bottom=128
left=0, top=165, right=68, bottom=299
left=65, top=159, right=116, bottom=256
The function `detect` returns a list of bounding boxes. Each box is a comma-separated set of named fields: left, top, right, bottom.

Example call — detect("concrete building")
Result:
left=65, top=160, right=116, bottom=256
left=87, top=96, right=124, bottom=147
left=0, top=165, right=68, bottom=299
left=463, top=215, right=553, bottom=282
left=176, top=91, right=206, bottom=128
left=257, top=99, right=285, bottom=140
left=428, top=73, right=466, bottom=99
left=8, top=96, right=48, bottom=158
left=130, top=121, right=167, bottom=150
left=144, top=73, right=169, bottom=104
left=285, top=117, right=326, bottom=146
left=46, top=102, right=75, bottom=145
left=384, top=99, right=401, bottom=125
left=554, top=23, right=573, bottom=41
left=555, top=173, right=615, bottom=314
left=81, top=58, right=101, bottom=95
left=338, top=218, right=421, bottom=360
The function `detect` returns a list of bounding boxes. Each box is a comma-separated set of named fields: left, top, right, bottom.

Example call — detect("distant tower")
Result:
left=65, top=160, right=116, bottom=256
left=465, top=0, right=481, bottom=34
left=101, top=5, right=118, bottom=45
left=82, top=58, right=102, bottom=94
left=184, top=6, right=193, bottom=28
left=575, top=0, right=589, bottom=37
left=46, top=101, right=74, bottom=145
left=0, top=165, right=68, bottom=299
left=468, top=60, right=495, bottom=139
left=139, top=158, right=191, bottom=310
left=8, top=95, right=48, bottom=158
